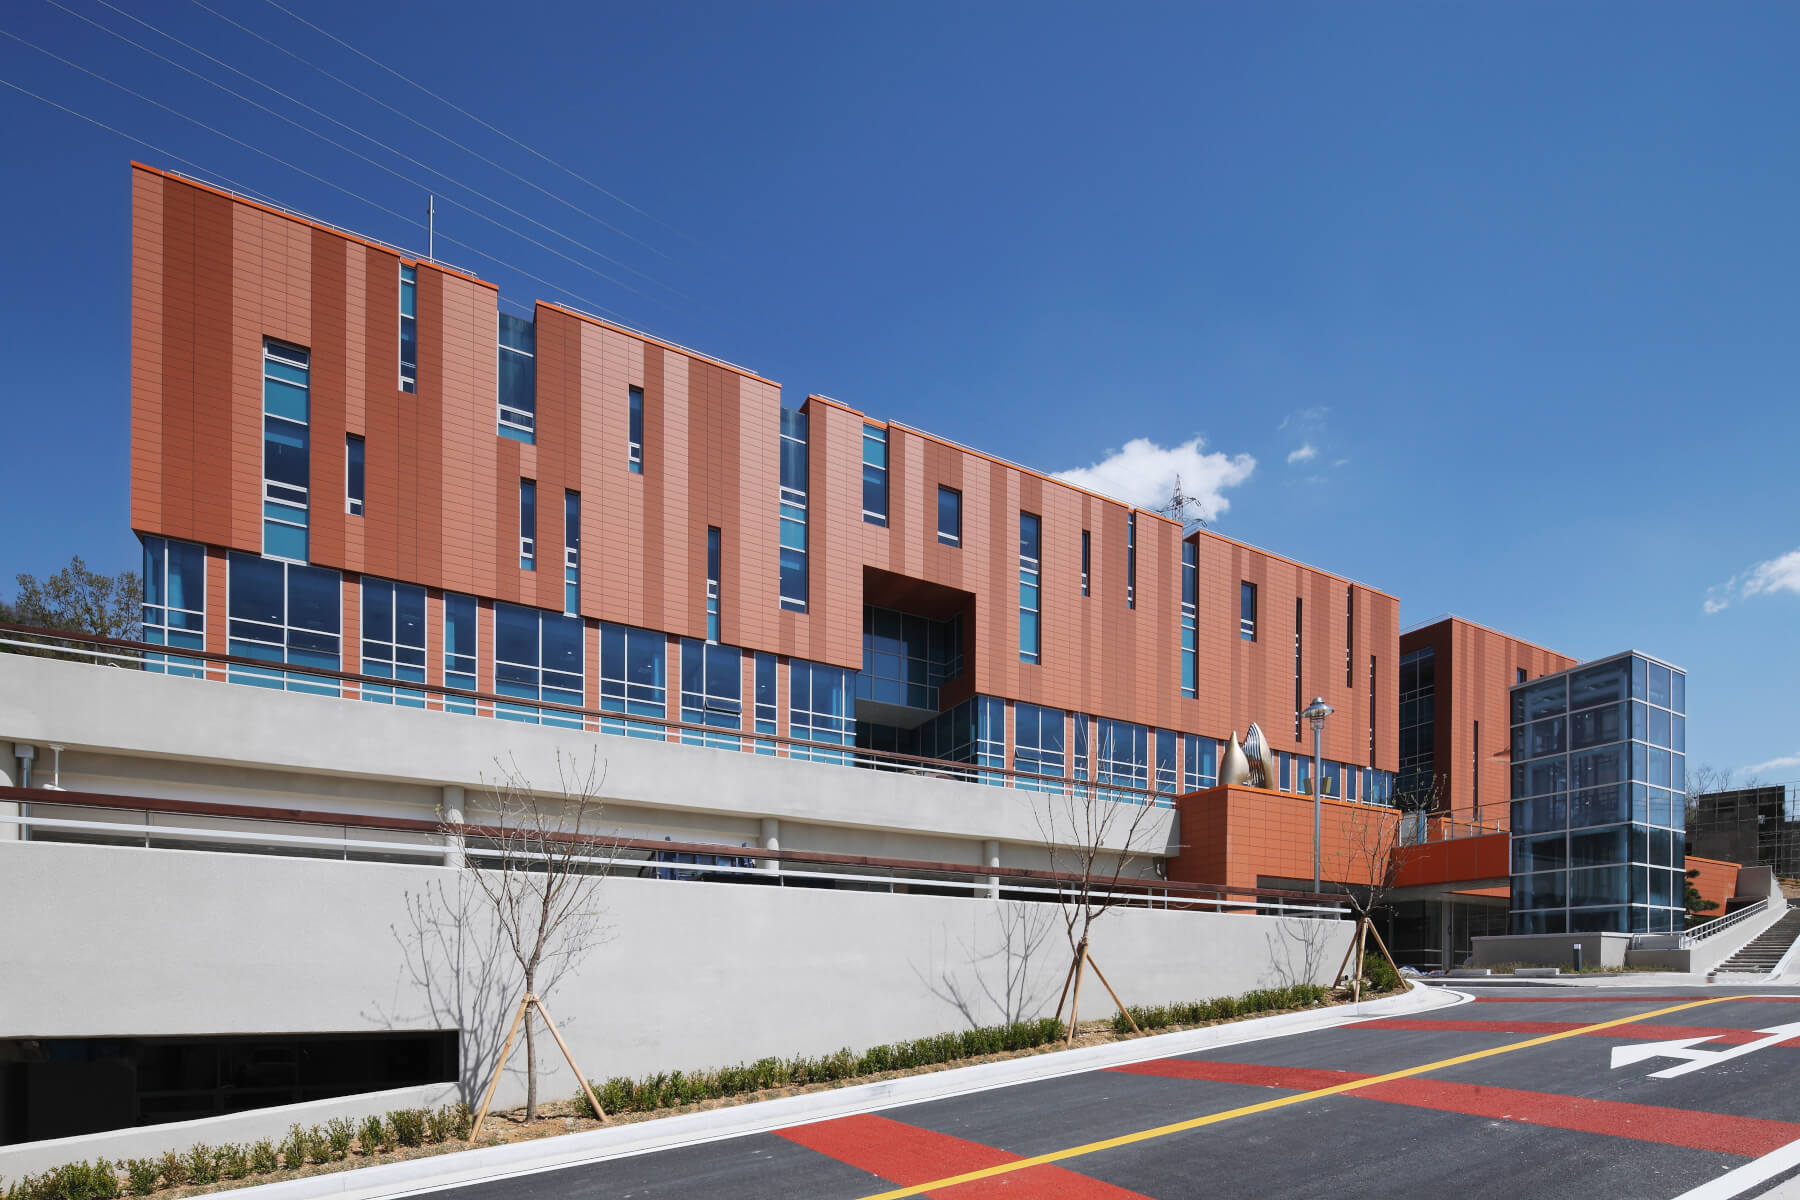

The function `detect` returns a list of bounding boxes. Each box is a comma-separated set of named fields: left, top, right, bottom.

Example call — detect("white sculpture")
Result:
left=1220, top=732, right=1251, bottom=787
left=1243, top=722, right=1278, bottom=790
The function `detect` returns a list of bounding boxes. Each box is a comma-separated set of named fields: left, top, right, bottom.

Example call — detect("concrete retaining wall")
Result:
left=0, top=840, right=1351, bottom=1163
left=1471, top=931, right=1632, bottom=969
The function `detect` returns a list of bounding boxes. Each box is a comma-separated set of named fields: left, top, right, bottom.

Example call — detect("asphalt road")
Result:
left=441, top=986, right=1800, bottom=1200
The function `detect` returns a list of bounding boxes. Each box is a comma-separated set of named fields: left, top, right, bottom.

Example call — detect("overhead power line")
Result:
left=259, top=0, right=707, bottom=252
left=0, top=62, right=635, bottom=325
left=31, top=1, right=671, bottom=309
left=189, top=0, right=684, bottom=268
left=95, top=0, right=689, bottom=300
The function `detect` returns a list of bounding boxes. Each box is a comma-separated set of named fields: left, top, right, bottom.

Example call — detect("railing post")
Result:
left=441, top=785, right=466, bottom=868
left=760, top=818, right=781, bottom=876
left=983, top=838, right=1000, bottom=900
left=0, top=749, right=18, bottom=842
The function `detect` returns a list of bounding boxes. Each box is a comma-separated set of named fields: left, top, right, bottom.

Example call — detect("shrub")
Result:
left=1113, top=983, right=1329, bottom=1034
left=122, top=1160, right=159, bottom=1198
left=357, top=1114, right=387, bottom=1155
left=326, top=1117, right=355, bottom=1160
left=185, top=1146, right=217, bottom=1187
left=303, top=1127, right=331, bottom=1165
left=249, top=1140, right=280, bottom=1175
left=21, top=1161, right=121, bottom=1200
left=387, top=1108, right=425, bottom=1148
left=1362, top=953, right=1401, bottom=994
left=155, top=1152, right=189, bottom=1190
left=571, top=1018, right=1069, bottom=1119
left=442, top=1103, right=472, bottom=1141
left=282, top=1124, right=310, bottom=1170
left=215, top=1144, right=250, bottom=1181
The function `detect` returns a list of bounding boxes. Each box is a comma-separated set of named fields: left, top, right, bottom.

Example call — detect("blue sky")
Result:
left=1, top=2, right=1795, bottom=781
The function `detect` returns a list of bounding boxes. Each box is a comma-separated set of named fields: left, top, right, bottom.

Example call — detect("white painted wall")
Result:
left=0, top=840, right=1349, bottom=1140
left=0, top=655, right=1174, bottom=872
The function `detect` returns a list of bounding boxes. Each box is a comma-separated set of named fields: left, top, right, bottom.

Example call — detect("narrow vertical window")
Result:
left=1369, top=654, right=1378, bottom=766
left=1345, top=585, right=1354, bottom=687
left=1126, top=514, right=1136, bottom=609
left=706, top=526, right=722, bottom=643
left=937, top=486, right=962, bottom=547
left=628, top=385, right=645, bottom=473
left=779, top=409, right=809, bottom=611
left=753, top=652, right=778, bottom=753
left=1517, top=667, right=1528, bottom=684
left=1155, top=729, right=1176, bottom=795
left=444, top=593, right=478, bottom=714
left=140, top=536, right=205, bottom=676
left=862, top=424, right=888, bottom=525
left=564, top=491, right=581, bottom=615
left=1473, top=718, right=1481, bottom=822
left=1294, top=598, right=1304, bottom=739
left=398, top=265, right=417, bottom=394
left=497, top=312, right=536, bottom=443
left=1074, top=714, right=1090, bottom=784
left=262, top=339, right=311, bottom=562
left=1180, top=540, right=1197, bottom=698
left=1239, top=581, right=1257, bottom=641
left=519, top=479, right=536, bottom=570
left=345, top=434, right=364, bottom=516
left=1018, top=512, right=1041, bottom=664
left=1081, top=530, right=1091, bottom=597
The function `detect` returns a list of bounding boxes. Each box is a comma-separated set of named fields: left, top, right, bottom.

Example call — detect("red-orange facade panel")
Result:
left=1401, top=616, right=1579, bottom=829
left=130, top=163, right=1400, bottom=780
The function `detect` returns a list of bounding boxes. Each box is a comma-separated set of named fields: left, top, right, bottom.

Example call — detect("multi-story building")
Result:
left=1508, top=651, right=1689, bottom=934
left=1398, top=616, right=1577, bottom=828
left=1688, top=784, right=1800, bottom=880
left=127, top=162, right=1399, bottom=809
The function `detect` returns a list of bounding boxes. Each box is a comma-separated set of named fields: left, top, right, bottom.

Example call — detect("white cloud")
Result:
left=1055, top=436, right=1256, bottom=519
left=1333, top=457, right=1350, bottom=468
left=1702, top=548, right=1800, bottom=614
left=1741, top=752, right=1800, bottom=778
left=1278, top=406, right=1329, bottom=433
left=1287, top=443, right=1318, bottom=465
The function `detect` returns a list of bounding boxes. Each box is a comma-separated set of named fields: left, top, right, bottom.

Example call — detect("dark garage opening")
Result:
left=0, top=1030, right=459, bottom=1145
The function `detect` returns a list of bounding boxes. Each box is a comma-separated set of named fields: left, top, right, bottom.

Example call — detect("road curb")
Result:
left=224, top=983, right=1465, bottom=1200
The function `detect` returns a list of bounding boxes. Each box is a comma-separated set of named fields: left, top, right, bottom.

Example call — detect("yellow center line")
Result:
left=848, top=995, right=1750, bottom=1199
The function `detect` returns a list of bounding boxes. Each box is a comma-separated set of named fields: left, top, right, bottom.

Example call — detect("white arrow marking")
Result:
left=1609, top=1020, right=1800, bottom=1079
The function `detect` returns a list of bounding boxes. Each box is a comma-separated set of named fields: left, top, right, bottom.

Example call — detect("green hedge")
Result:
left=0, top=1105, right=471, bottom=1200
left=1111, top=983, right=1330, bottom=1034
left=573, top=1018, right=1066, bottom=1117
left=1361, top=953, right=1401, bottom=994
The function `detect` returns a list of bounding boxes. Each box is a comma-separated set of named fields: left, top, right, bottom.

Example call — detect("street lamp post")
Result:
left=1301, top=697, right=1334, bottom=893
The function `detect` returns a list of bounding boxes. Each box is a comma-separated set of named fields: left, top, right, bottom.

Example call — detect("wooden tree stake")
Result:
left=1064, top=939, right=1090, bottom=1046
left=1085, top=953, right=1140, bottom=1035
left=468, top=995, right=530, bottom=1144
left=469, top=991, right=610, bottom=1144
left=1051, top=953, right=1079, bottom=1028
left=1330, top=917, right=1366, bottom=990
left=535, top=998, right=608, bottom=1125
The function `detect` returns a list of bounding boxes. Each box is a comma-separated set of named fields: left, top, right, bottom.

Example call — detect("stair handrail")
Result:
left=1679, top=896, right=1771, bottom=948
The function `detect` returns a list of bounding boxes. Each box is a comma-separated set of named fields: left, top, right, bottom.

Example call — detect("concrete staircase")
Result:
left=1714, top=904, right=1800, bottom=975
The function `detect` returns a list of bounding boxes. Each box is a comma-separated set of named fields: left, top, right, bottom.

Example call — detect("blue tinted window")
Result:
left=443, top=592, right=478, bottom=713
left=399, top=265, right=417, bottom=394
left=519, top=479, right=536, bottom=569
left=862, top=424, right=888, bottom=525
left=1014, top=702, right=1065, bottom=787
left=1239, top=581, right=1256, bottom=640
left=497, top=313, right=536, bottom=442
left=1019, top=512, right=1041, bottom=664
left=346, top=434, right=365, bottom=515
left=937, top=487, right=961, bottom=547
left=600, top=622, right=667, bottom=736
left=262, top=340, right=311, bottom=561
left=628, top=386, right=645, bottom=472
left=141, top=536, right=206, bottom=673
left=680, top=638, right=742, bottom=747
left=564, top=490, right=581, bottom=614
left=361, top=577, right=426, bottom=705
left=226, top=552, right=339, bottom=693
left=779, top=408, right=808, bottom=611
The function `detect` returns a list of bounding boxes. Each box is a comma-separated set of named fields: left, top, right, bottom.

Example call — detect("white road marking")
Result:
left=1611, top=1021, right=1800, bottom=1079
left=1667, top=1134, right=1800, bottom=1200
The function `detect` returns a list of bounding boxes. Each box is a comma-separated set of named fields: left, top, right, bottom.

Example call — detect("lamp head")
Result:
left=1302, top=696, right=1334, bottom=730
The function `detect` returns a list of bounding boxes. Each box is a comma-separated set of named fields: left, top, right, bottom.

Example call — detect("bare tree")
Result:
left=1686, top=763, right=1733, bottom=826
left=451, top=751, right=618, bottom=1128
left=915, top=904, right=1056, bottom=1028
left=1030, top=749, right=1167, bottom=1043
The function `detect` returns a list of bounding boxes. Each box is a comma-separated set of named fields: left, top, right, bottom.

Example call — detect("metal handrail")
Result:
left=1678, top=897, right=1770, bottom=947
left=0, top=621, right=1404, bottom=815
left=0, top=810, right=1348, bottom=919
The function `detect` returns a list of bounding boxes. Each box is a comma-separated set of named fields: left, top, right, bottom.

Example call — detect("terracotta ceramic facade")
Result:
left=130, top=163, right=1398, bottom=788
